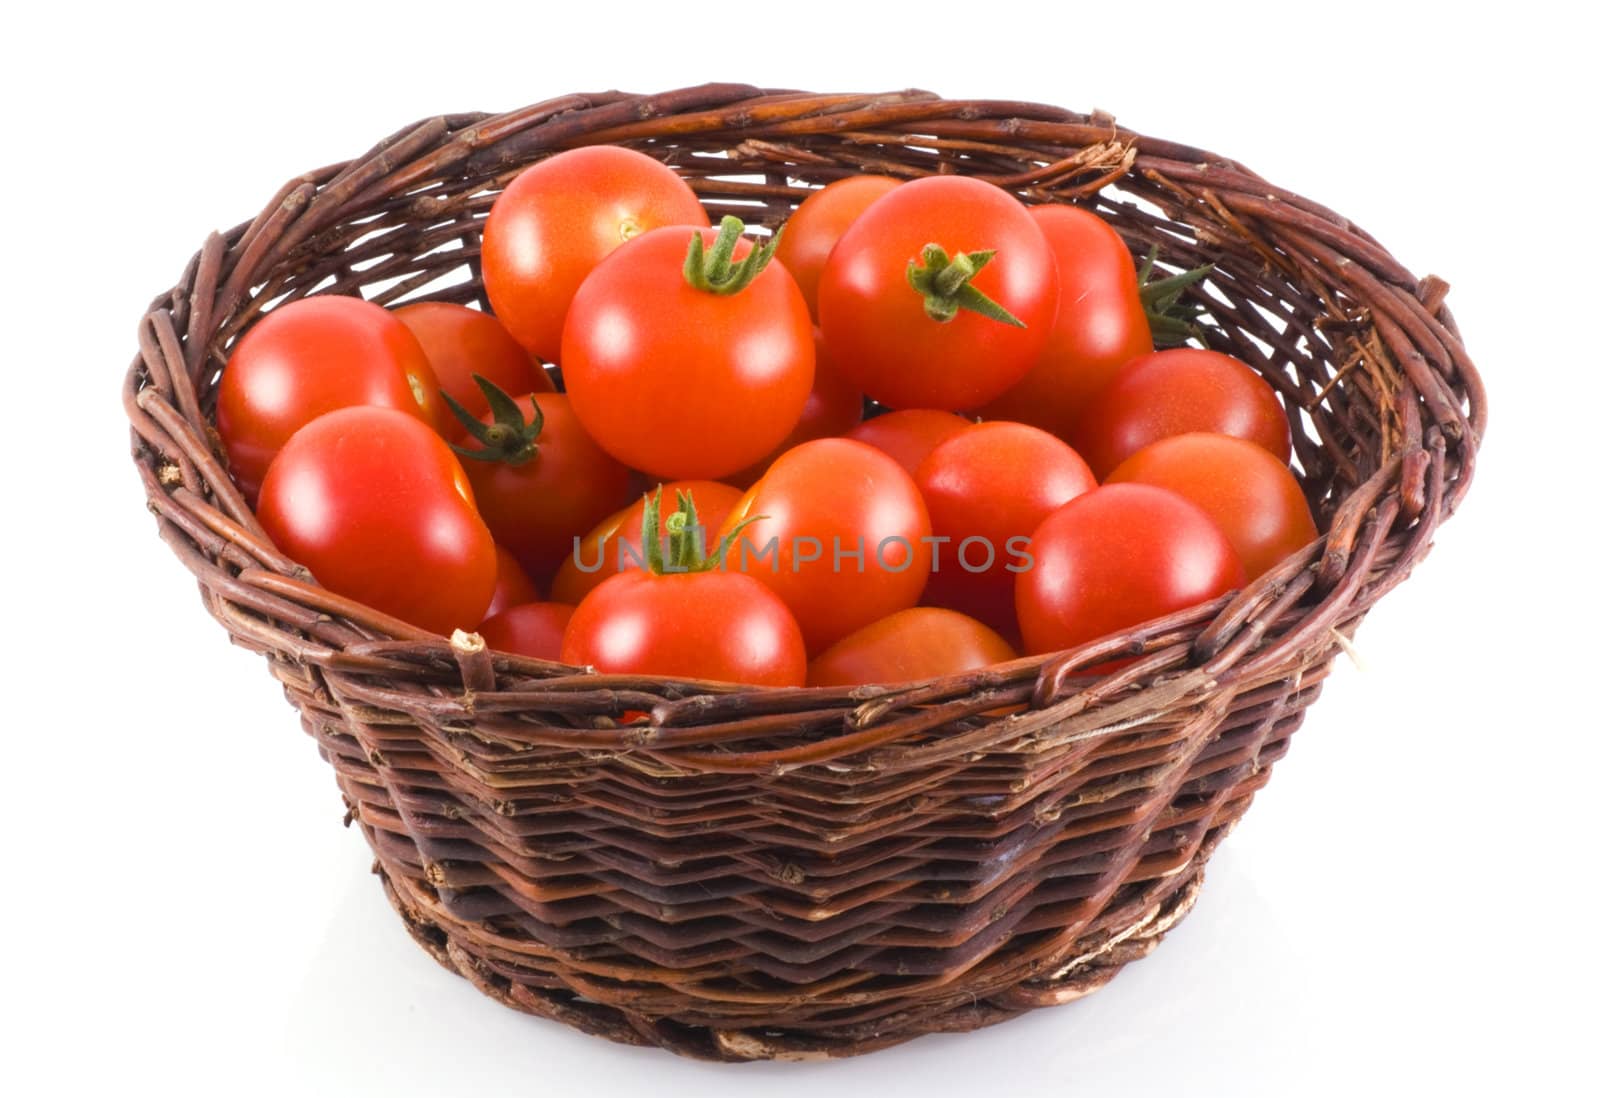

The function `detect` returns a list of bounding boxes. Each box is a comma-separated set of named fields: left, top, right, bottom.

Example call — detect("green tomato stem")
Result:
left=906, top=243, right=1024, bottom=327
left=682, top=215, right=785, bottom=296
left=640, top=488, right=716, bottom=575
left=638, top=486, right=768, bottom=576
left=1138, top=245, right=1215, bottom=348
left=445, top=375, right=543, bottom=466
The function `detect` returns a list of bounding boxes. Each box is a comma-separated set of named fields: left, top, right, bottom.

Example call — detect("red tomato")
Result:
left=818, top=175, right=1057, bottom=410
left=1106, top=433, right=1319, bottom=580
left=728, top=329, right=864, bottom=487
left=720, top=438, right=931, bottom=652
left=774, top=175, right=902, bottom=319
left=562, top=220, right=815, bottom=479
left=566, top=571, right=805, bottom=686
left=1073, top=348, right=1294, bottom=479
left=481, top=146, right=708, bottom=362
left=550, top=480, right=746, bottom=607
left=1016, top=483, right=1246, bottom=658
left=393, top=302, right=552, bottom=433
left=257, top=407, right=496, bottom=635
left=808, top=607, right=1017, bottom=688
left=479, top=602, right=574, bottom=662
left=977, top=205, right=1153, bottom=437
left=484, top=546, right=540, bottom=619
left=453, top=391, right=632, bottom=581
left=216, top=296, right=442, bottom=498
left=562, top=492, right=806, bottom=687
left=915, top=421, right=1097, bottom=633
left=844, top=408, right=971, bottom=476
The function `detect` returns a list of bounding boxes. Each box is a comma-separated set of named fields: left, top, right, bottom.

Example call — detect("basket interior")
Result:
left=199, top=110, right=1446, bottom=531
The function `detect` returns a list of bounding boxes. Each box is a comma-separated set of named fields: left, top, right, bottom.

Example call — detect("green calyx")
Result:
left=683, top=215, right=784, bottom=295
left=1139, top=246, right=1215, bottom=348
left=639, top=487, right=764, bottom=575
left=444, top=375, right=542, bottom=466
left=906, top=244, right=1025, bottom=327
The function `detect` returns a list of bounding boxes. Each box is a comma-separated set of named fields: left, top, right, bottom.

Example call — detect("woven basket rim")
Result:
left=130, top=86, right=1483, bottom=709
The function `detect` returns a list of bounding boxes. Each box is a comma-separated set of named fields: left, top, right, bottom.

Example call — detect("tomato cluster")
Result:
left=217, top=149, right=1318, bottom=693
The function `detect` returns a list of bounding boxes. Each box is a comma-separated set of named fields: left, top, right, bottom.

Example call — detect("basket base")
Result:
left=310, top=675, right=1298, bottom=1060
left=371, top=852, right=1206, bottom=1061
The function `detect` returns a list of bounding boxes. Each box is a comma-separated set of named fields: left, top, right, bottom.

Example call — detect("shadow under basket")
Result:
left=124, top=86, right=1484, bottom=1061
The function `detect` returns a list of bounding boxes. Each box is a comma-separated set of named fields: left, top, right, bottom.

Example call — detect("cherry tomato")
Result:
left=451, top=390, right=632, bottom=581
left=479, top=602, right=574, bottom=662
left=818, top=175, right=1057, bottom=410
left=562, top=492, right=806, bottom=687
left=484, top=546, right=540, bottom=619
left=844, top=408, right=970, bottom=476
left=562, top=219, right=815, bottom=480
left=550, top=480, right=746, bottom=607
left=257, top=407, right=496, bottom=635
left=728, top=329, right=864, bottom=487
left=915, top=421, right=1097, bottom=634
left=774, top=175, right=902, bottom=319
left=977, top=205, right=1153, bottom=437
left=1073, top=348, right=1293, bottom=479
left=1106, top=433, right=1319, bottom=580
left=1016, top=483, right=1245, bottom=658
left=720, top=438, right=931, bottom=652
left=808, top=607, right=1017, bottom=688
left=481, top=146, right=708, bottom=362
left=566, top=572, right=805, bottom=687
left=217, top=296, right=442, bottom=498
left=393, top=302, right=552, bottom=433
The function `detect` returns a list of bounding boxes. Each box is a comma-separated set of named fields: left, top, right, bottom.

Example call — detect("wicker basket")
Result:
left=124, top=85, right=1484, bottom=1061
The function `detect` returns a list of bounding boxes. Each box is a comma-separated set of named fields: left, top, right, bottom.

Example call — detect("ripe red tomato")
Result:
left=977, top=205, right=1153, bottom=437
left=915, top=421, right=1097, bottom=634
left=453, top=390, right=632, bottom=581
left=1073, top=348, right=1294, bottom=479
left=818, top=175, right=1057, bottom=410
left=484, top=545, right=540, bottom=619
left=216, top=296, right=442, bottom=498
left=478, top=602, right=574, bottom=662
left=565, top=570, right=806, bottom=686
left=774, top=175, right=902, bottom=319
left=549, top=480, right=746, bottom=607
left=808, top=607, right=1018, bottom=688
left=1106, top=433, right=1319, bottom=580
left=257, top=406, right=496, bottom=635
left=720, top=438, right=931, bottom=652
left=393, top=302, right=552, bottom=433
left=562, top=492, right=806, bottom=687
left=728, top=329, right=864, bottom=487
left=1016, top=483, right=1245, bottom=658
left=562, top=220, right=815, bottom=479
left=844, top=408, right=970, bottom=476
left=481, top=146, right=708, bottom=362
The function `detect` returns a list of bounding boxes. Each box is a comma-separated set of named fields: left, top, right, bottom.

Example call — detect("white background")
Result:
left=4, top=3, right=1595, bottom=1094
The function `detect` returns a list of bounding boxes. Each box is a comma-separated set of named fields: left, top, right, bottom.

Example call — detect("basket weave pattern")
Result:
left=124, top=86, right=1483, bottom=1060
